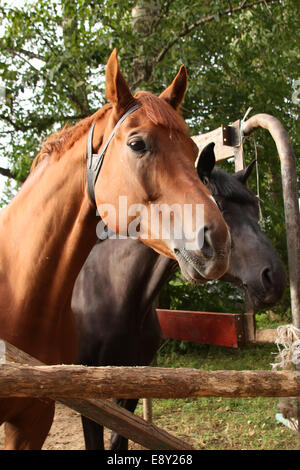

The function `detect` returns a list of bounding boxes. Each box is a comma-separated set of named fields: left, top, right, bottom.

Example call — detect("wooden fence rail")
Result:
left=1, top=339, right=193, bottom=450
left=1, top=362, right=300, bottom=399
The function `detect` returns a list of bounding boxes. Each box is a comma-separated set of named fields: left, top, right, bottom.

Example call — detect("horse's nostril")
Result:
left=261, top=267, right=273, bottom=289
left=200, top=227, right=213, bottom=259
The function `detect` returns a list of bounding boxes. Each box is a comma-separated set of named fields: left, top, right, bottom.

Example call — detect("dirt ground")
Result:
left=0, top=402, right=143, bottom=450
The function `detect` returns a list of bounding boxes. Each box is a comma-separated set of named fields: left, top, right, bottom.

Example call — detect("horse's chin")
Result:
left=174, top=251, right=208, bottom=285
left=243, top=290, right=278, bottom=311
left=220, top=273, right=279, bottom=311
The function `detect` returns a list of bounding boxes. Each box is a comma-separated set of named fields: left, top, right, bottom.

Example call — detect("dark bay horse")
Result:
left=0, top=50, right=230, bottom=449
left=72, top=143, right=286, bottom=450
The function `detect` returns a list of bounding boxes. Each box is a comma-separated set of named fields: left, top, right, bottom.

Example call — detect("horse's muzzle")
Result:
left=173, top=223, right=231, bottom=283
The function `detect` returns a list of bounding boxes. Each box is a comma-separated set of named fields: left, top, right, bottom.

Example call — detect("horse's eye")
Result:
left=128, top=139, right=147, bottom=153
left=203, top=176, right=209, bottom=186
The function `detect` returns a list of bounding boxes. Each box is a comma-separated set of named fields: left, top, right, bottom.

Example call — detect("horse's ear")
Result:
left=106, top=49, right=134, bottom=111
left=196, top=143, right=216, bottom=183
left=159, top=65, right=187, bottom=110
left=234, top=159, right=256, bottom=185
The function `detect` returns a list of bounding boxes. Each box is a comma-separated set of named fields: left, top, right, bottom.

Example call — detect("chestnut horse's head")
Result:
left=93, top=50, right=230, bottom=283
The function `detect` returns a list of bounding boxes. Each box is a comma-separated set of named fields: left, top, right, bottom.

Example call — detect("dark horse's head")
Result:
left=197, top=143, right=286, bottom=310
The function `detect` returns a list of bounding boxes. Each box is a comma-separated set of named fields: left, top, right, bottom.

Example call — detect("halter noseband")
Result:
left=86, top=103, right=141, bottom=205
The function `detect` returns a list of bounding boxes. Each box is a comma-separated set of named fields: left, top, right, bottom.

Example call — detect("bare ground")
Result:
left=0, top=402, right=144, bottom=450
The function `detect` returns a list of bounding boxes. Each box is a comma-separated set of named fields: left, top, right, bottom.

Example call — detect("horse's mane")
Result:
left=31, top=91, right=188, bottom=172
left=212, top=167, right=258, bottom=207
left=31, top=103, right=112, bottom=171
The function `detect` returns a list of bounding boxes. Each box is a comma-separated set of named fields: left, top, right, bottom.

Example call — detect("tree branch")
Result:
left=0, top=114, right=25, bottom=132
left=155, top=0, right=281, bottom=64
left=0, top=112, right=90, bottom=132
left=0, top=166, right=15, bottom=179
left=2, top=45, right=45, bottom=62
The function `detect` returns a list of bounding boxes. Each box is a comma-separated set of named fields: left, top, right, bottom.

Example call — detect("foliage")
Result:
left=159, top=269, right=245, bottom=312
left=0, top=0, right=299, bottom=316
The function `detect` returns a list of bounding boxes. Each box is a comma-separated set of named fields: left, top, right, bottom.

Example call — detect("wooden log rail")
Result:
left=1, top=362, right=300, bottom=399
left=1, top=340, right=193, bottom=450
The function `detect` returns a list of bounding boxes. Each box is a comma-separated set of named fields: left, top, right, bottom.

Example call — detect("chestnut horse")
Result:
left=72, top=144, right=286, bottom=449
left=0, top=50, right=230, bottom=449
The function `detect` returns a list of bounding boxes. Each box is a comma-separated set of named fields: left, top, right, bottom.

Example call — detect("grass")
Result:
left=134, top=340, right=299, bottom=450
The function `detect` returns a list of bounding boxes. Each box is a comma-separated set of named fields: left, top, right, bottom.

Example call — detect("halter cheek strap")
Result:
left=86, top=103, right=141, bottom=206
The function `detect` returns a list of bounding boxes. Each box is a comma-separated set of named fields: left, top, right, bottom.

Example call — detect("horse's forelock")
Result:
left=135, top=91, right=188, bottom=135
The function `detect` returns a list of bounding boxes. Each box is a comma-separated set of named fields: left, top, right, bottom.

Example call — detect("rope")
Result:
left=271, top=324, right=300, bottom=371
left=271, top=324, right=300, bottom=425
left=241, top=107, right=263, bottom=225
left=252, top=136, right=264, bottom=226
left=241, top=106, right=253, bottom=123
left=240, top=107, right=253, bottom=159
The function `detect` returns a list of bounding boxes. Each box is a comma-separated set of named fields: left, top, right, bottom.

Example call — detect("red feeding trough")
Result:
left=156, top=309, right=245, bottom=348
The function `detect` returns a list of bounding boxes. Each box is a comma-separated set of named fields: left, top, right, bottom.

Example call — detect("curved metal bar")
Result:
left=242, top=113, right=300, bottom=328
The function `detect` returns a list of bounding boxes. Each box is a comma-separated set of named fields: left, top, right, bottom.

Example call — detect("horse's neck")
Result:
left=143, top=252, right=176, bottom=308
left=0, top=148, right=97, bottom=362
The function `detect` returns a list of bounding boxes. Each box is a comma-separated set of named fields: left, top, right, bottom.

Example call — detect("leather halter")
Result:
left=86, top=103, right=141, bottom=205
